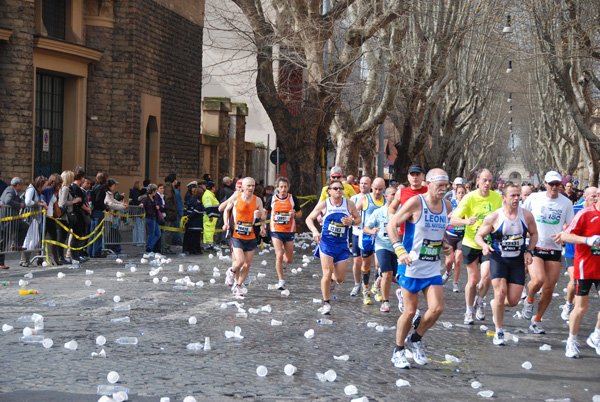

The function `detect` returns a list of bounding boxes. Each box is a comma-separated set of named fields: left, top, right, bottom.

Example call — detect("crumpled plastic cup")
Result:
left=284, top=364, right=296, bottom=376
left=64, top=340, right=78, bottom=350
left=107, top=371, right=119, bottom=384
left=256, top=365, right=268, bottom=377
left=344, top=385, right=358, bottom=395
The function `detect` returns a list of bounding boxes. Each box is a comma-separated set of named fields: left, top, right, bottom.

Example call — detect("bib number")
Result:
left=327, top=222, right=346, bottom=238
left=274, top=212, right=291, bottom=225
left=453, top=225, right=465, bottom=236
left=419, top=239, right=442, bottom=261
left=235, top=221, right=253, bottom=236
left=500, top=235, right=523, bottom=252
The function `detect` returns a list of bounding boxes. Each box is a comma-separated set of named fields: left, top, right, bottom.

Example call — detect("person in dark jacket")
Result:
left=161, top=173, right=178, bottom=254
left=0, top=177, right=27, bottom=269
left=88, top=172, right=108, bottom=258
left=183, top=186, right=204, bottom=255
left=141, top=184, right=161, bottom=252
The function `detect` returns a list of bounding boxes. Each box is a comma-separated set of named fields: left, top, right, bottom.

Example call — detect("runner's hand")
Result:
left=551, top=232, right=563, bottom=245
left=481, top=244, right=493, bottom=256
left=524, top=252, right=532, bottom=265
left=312, top=232, right=321, bottom=244
left=398, top=253, right=412, bottom=266
left=467, top=217, right=478, bottom=225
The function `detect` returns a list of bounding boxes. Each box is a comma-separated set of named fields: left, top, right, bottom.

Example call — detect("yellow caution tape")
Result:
left=42, top=226, right=103, bottom=250
left=105, top=210, right=145, bottom=218
left=0, top=209, right=45, bottom=222
left=47, top=215, right=105, bottom=240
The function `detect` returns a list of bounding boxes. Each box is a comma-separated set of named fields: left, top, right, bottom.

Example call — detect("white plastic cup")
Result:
left=22, top=327, right=33, bottom=336
left=188, top=316, right=197, bottom=325
left=107, top=370, right=119, bottom=384
left=344, top=385, right=358, bottom=395
left=324, top=369, right=337, bottom=382
left=84, top=280, right=92, bottom=287
left=42, top=338, right=53, bottom=348
left=284, top=364, right=296, bottom=376
left=96, top=335, right=107, bottom=346
left=64, top=340, right=78, bottom=350
left=113, top=295, right=121, bottom=303
left=304, top=329, right=315, bottom=339
left=256, top=365, right=268, bottom=377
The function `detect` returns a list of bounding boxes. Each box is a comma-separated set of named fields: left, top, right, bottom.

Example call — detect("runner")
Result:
left=560, top=198, right=600, bottom=358
left=222, top=177, right=267, bottom=299
left=474, top=184, right=537, bottom=346
left=264, top=177, right=302, bottom=290
left=363, top=186, right=397, bottom=312
left=450, top=169, right=502, bottom=324
left=354, top=177, right=386, bottom=305
left=388, top=168, right=450, bottom=369
left=521, top=171, right=574, bottom=334
left=388, top=164, right=428, bottom=218
left=443, top=184, right=467, bottom=293
left=444, top=177, right=464, bottom=202
left=318, top=167, right=356, bottom=201
left=306, top=178, right=362, bottom=315
left=349, top=176, right=371, bottom=296
left=561, top=187, right=597, bottom=321
left=520, top=185, right=533, bottom=205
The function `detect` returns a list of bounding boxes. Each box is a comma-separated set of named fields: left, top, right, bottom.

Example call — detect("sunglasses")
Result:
left=329, top=186, right=344, bottom=191
left=547, top=182, right=561, bottom=187
left=331, top=175, right=342, bottom=179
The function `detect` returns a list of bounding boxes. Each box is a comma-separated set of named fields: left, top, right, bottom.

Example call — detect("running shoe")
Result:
left=565, top=340, right=580, bottom=358
left=475, top=301, right=485, bottom=321
left=380, top=301, right=390, bottom=313
left=232, top=285, right=245, bottom=299
left=464, top=311, right=474, bottom=325
left=522, top=299, right=534, bottom=320
left=529, top=318, right=545, bottom=334
left=362, top=288, right=372, bottom=305
left=520, top=287, right=528, bottom=300
left=405, top=336, right=428, bottom=365
left=374, top=290, right=384, bottom=303
left=561, top=303, right=573, bottom=322
left=452, top=282, right=460, bottom=293
left=395, top=288, right=404, bottom=313
left=350, top=284, right=360, bottom=297
left=493, top=330, right=505, bottom=346
left=391, top=348, right=410, bottom=369
left=412, top=309, right=421, bottom=330
left=586, top=335, right=600, bottom=355
left=318, top=303, right=331, bottom=315
left=442, top=268, right=452, bottom=284
left=276, top=280, right=286, bottom=290
left=225, top=268, right=235, bottom=287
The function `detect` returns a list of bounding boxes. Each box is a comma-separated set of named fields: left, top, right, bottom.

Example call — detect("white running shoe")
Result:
left=318, top=303, right=331, bottom=315
left=396, top=288, right=404, bottom=313
left=520, top=287, right=528, bottom=300
left=493, top=331, right=505, bottom=346
left=529, top=318, right=545, bottom=334
left=522, top=299, right=534, bottom=320
left=475, top=301, right=485, bottom=321
left=405, top=336, right=428, bottom=365
left=391, top=349, right=410, bottom=369
left=380, top=301, right=390, bottom=313
left=276, top=280, right=286, bottom=290
left=565, top=340, right=580, bottom=358
left=442, top=268, right=452, bottom=284
left=330, top=280, right=336, bottom=292
left=586, top=335, right=600, bottom=355
left=350, top=284, right=360, bottom=297
left=561, top=303, right=573, bottom=322
left=225, top=268, right=235, bottom=286
left=464, top=311, right=474, bottom=325
left=452, top=282, right=460, bottom=293
left=232, top=285, right=245, bottom=299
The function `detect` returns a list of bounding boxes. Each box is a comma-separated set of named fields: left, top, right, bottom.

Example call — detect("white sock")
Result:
left=466, top=305, right=474, bottom=314
left=566, top=302, right=573, bottom=307
left=495, top=327, right=503, bottom=333
left=568, top=334, right=578, bottom=343
left=476, top=296, right=484, bottom=305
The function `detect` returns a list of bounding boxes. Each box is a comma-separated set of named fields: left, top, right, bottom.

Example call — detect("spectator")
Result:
left=58, top=171, right=82, bottom=264
left=88, top=172, right=108, bottom=258
left=0, top=177, right=27, bottom=269
left=41, top=173, right=63, bottom=265
left=183, top=186, right=203, bottom=255
left=185, top=181, right=198, bottom=204
left=141, top=184, right=161, bottom=252
left=0, top=172, right=7, bottom=196
left=217, top=176, right=234, bottom=203
left=161, top=174, right=178, bottom=255
left=70, top=168, right=90, bottom=263
left=20, top=176, right=47, bottom=267
left=172, top=180, right=184, bottom=246
left=202, top=181, right=219, bottom=251
left=104, top=179, right=128, bottom=255
left=155, top=183, right=167, bottom=253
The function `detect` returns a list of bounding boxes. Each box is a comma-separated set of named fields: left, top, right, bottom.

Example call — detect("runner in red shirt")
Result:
left=561, top=201, right=600, bottom=358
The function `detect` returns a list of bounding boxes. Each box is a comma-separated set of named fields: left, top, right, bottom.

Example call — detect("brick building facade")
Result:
left=0, top=0, right=256, bottom=189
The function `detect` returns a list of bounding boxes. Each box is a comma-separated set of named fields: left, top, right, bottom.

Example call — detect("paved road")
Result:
left=1, top=237, right=599, bottom=402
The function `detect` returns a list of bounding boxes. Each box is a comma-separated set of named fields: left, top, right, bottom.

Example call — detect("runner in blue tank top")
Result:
left=387, top=168, right=451, bottom=370
left=306, top=179, right=362, bottom=316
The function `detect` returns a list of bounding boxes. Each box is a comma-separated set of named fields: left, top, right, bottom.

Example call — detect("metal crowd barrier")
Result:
left=0, top=206, right=46, bottom=264
left=102, top=205, right=146, bottom=255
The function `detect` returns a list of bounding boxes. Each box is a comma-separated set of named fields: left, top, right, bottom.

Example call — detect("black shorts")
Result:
left=444, top=232, right=463, bottom=252
left=462, top=245, right=490, bottom=265
left=533, top=248, right=562, bottom=262
left=566, top=257, right=574, bottom=268
left=375, top=249, right=398, bottom=274
left=231, top=238, right=257, bottom=252
left=352, top=234, right=360, bottom=258
left=574, top=279, right=600, bottom=296
left=489, top=253, right=525, bottom=285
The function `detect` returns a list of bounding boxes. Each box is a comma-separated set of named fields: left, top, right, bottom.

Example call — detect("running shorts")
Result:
left=533, top=248, right=561, bottom=262
left=489, top=252, right=525, bottom=285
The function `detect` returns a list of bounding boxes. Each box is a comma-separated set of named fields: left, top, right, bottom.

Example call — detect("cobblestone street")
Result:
left=1, top=237, right=599, bottom=402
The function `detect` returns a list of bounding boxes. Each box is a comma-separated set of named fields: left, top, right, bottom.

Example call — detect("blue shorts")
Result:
left=351, top=234, right=360, bottom=258
left=231, top=238, right=257, bottom=252
left=395, top=263, right=407, bottom=283
left=271, top=232, right=295, bottom=243
left=314, top=241, right=351, bottom=264
left=399, top=275, right=443, bottom=294
left=359, top=234, right=375, bottom=257
left=490, top=253, right=525, bottom=285
left=375, top=249, right=397, bottom=274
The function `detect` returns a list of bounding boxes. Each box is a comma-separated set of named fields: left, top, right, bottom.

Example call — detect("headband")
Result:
left=428, top=175, right=449, bottom=182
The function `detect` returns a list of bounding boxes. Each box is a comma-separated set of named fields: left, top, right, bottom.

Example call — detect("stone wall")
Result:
left=0, top=0, right=35, bottom=178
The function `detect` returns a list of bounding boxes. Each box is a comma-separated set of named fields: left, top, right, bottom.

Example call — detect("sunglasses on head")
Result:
left=329, top=186, right=344, bottom=191
left=547, top=182, right=561, bottom=187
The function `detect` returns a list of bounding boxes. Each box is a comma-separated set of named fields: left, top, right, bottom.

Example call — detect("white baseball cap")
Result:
left=544, top=171, right=562, bottom=183
left=453, top=177, right=464, bottom=185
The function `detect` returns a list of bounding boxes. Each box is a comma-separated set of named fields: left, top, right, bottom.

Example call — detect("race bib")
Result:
left=453, top=225, right=465, bottom=235
left=327, top=221, right=346, bottom=238
left=592, top=246, right=600, bottom=256
left=274, top=212, right=291, bottom=225
left=501, top=235, right=524, bottom=251
left=235, top=221, right=253, bottom=236
left=419, top=239, right=442, bottom=261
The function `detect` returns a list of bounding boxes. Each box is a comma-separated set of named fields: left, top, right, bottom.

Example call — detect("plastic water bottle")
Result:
left=317, top=318, right=333, bottom=325
left=19, top=335, right=44, bottom=343
left=113, top=304, right=131, bottom=312
left=97, top=385, right=129, bottom=396
left=23, top=272, right=33, bottom=279
left=186, top=342, right=203, bottom=351
left=110, top=317, right=130, bottom=323
left=115, top=337, right=138, bottom=345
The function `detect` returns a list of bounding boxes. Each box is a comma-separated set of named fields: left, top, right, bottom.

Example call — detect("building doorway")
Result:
left=144, top=116, right=159, bottom=182
left=34, top=73, right=64, bottom=177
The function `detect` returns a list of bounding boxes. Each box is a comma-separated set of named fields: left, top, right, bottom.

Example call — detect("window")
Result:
left=43, top=0, right=66, bottom=40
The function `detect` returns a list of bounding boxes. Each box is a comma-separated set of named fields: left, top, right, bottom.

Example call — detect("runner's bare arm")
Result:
left=387, top=191, right=401, bottom=217
left=306, top=201, right=327, bottom=243
left=474, top=212, right=497, bottom=255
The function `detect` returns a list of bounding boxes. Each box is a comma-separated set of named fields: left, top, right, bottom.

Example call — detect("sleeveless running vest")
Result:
left=232, top=193, right=258, bottom=240
left=321, top=197, right=351, bottom=243
left=490, top=207, right=528, bottom=258
left=350, top=194, right=362, bottom=236
left=360, top=193, right=385, bottom=250
left=403, top=195, right=448, bottom=278
left=269, top=193, right=296, bottom=233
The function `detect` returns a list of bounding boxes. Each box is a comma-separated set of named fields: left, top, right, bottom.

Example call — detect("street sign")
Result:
left=270, top=149, right=286, bottom=165
left=574, top=180, right=579, bottom=185
left=42, top=129, right=50, bottom=152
